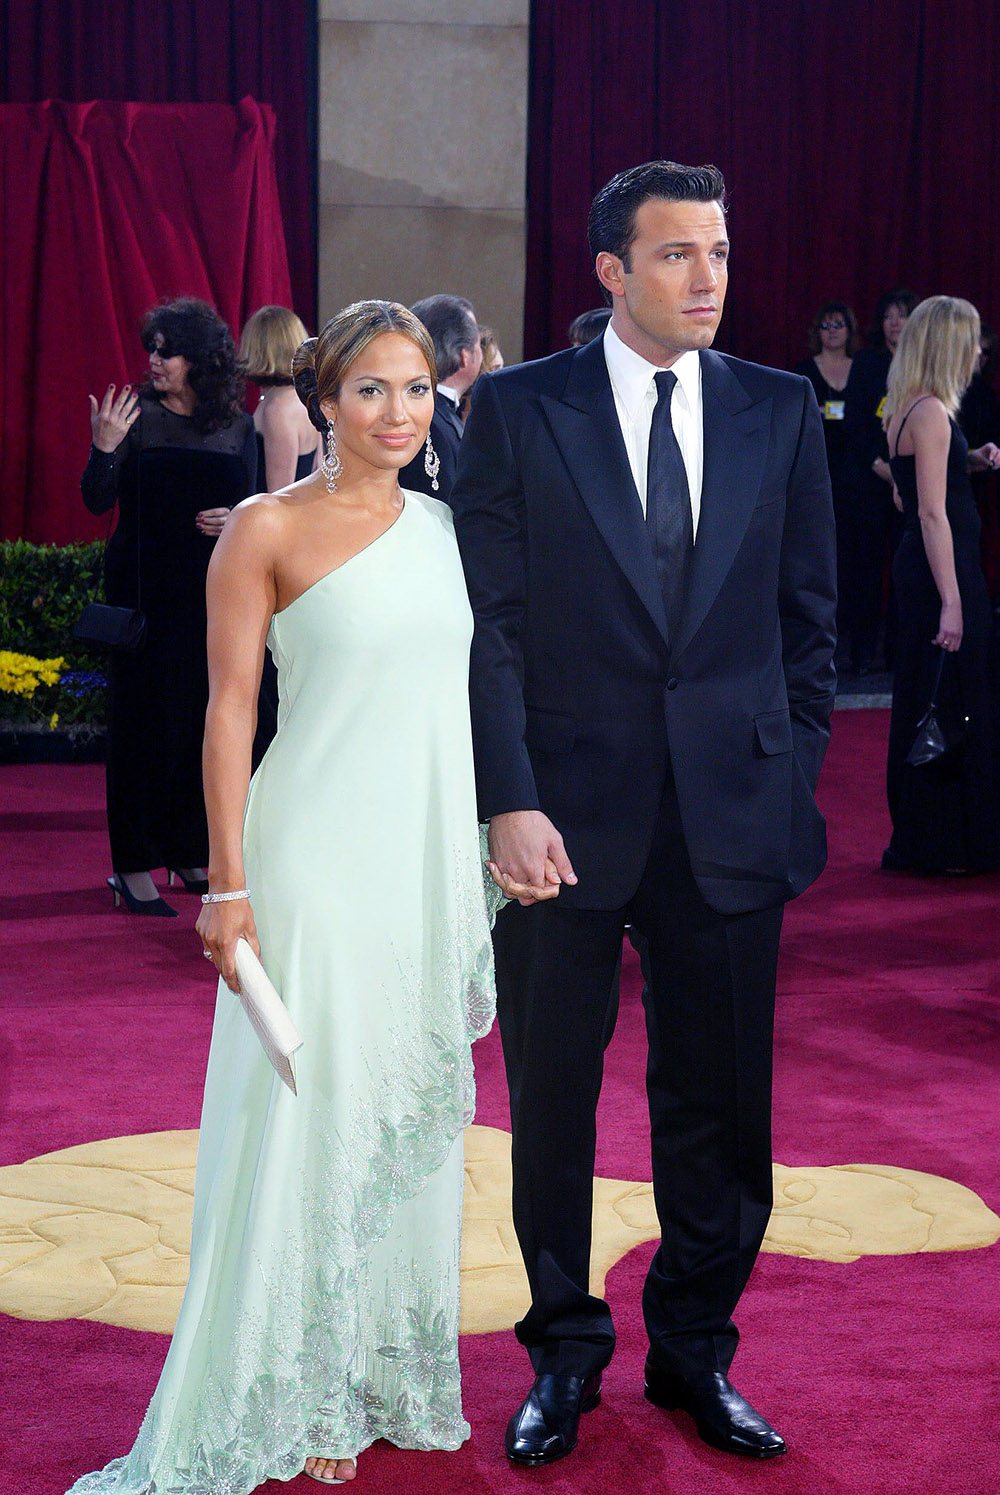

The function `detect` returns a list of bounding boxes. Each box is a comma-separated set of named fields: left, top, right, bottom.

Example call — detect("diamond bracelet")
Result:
left=201, top=889, right=251, bottom=904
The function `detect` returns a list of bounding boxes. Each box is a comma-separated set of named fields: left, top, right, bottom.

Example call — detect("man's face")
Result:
left=597, top=197, right=729, bottom=363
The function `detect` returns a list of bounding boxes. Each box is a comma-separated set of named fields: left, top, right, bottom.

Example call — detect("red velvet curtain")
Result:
left=526, top=1, right=1000, bottom=367
left=0, top=0, right=314, bottom=327
left=0, top=100, right=292, bottom=543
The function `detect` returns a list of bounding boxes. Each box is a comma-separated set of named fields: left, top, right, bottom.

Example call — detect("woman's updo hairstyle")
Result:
left=292, top=300, right=437, bottom=433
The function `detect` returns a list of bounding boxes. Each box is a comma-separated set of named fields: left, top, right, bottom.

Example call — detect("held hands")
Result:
left=872, top=457, right=892, bottom=485
left=196, top=898, right=261, bottom=994
left=487, top=855, right=562, bottom=905
left=934, top=598, right=963, bottom=653
left=196, top=507, right=231, bottom=537
left=487, top=810, right=577, bottom=906
left=88, top=384, right=139, bottom=452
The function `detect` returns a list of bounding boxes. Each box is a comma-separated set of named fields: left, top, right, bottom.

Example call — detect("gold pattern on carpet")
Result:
left=0, top=1125, right=996, bottom=1336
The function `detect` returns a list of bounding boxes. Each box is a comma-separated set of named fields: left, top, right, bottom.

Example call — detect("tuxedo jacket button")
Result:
left=666, top=677, right=678, bottom=691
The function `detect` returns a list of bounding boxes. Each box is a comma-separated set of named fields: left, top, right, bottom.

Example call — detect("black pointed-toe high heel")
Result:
left=108, top=874, right=178, bottom=917
left=168, top=868, right=210, bottom=895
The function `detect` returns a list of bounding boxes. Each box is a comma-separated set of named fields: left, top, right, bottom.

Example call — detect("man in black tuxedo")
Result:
left=398, top=293, right=482, bottom=500
left=449, top=161, right=836, bottom=1465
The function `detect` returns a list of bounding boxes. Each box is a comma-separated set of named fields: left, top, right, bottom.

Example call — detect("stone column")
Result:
left=318, top=1, right=529, bottom=362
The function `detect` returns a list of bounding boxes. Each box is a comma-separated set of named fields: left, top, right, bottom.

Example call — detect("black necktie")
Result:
left=645, top=369, right=693, bottom=639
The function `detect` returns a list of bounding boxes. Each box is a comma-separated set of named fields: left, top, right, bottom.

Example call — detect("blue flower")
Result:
left=60, top=670, right=108, bottom=697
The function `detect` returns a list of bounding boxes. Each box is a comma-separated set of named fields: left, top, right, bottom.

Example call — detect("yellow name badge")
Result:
left=876, top=396, right=886, bottom=419
left=824, top=400, right=845, bottom=421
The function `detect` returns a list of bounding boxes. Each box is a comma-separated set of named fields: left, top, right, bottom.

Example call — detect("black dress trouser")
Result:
left=493, top=770, right=783, bottom=1380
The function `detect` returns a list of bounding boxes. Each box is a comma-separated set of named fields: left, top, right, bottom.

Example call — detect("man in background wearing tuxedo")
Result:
left=399, top=292, right=482, bottom=501
left=450, top=161, right=837, bottom=1466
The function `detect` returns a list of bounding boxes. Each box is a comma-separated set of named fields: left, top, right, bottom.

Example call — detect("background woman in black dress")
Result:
left=238, top=305, right=318, bottom=766
left=82, top=298, right=257, bottom=914
left=883, top=296, right=1000, bottom=873
left=843, top=287, right=917, bottom=674
left=795, top=301, right=858, bottom=636
left=239, top=305, right=318, bottom=491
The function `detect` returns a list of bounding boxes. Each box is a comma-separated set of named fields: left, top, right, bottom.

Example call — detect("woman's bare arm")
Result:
left=196, top=499, right=281, bottom=990
left=910, top=400, right=963, bottom=651
left=258, top=397, right=302, bottom=493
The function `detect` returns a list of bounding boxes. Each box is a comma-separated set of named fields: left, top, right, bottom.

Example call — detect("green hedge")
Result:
left=0, top=539, right=108, bottom=727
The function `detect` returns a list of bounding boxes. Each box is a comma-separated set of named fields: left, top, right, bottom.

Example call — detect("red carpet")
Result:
left=2, top=710, right=999, bottom=1495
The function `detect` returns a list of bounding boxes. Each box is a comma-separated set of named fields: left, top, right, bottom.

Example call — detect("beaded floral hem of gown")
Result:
left=68, top=492, right=500, bottom=1495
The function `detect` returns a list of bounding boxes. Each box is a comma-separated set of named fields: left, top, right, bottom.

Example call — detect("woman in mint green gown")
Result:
left=68, top=302, right=502, bottom=1492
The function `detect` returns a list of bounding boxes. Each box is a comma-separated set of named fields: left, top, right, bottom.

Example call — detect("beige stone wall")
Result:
left=318, top=1, right=529, bottom=363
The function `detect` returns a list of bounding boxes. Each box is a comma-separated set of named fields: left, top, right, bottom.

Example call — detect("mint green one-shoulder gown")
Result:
left=69, top=490, right=497, bottom=1493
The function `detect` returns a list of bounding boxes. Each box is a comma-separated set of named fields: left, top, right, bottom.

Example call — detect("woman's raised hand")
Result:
left=196, top=898, right=262, bottom=994
left=88, top=384, right=140, bottom=453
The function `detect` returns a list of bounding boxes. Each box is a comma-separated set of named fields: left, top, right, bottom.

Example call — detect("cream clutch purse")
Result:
left=234, top=938, right=303, bottom=1095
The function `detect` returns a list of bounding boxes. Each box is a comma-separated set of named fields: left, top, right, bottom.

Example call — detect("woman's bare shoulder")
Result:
left=257, top=387, right=300, bottom=433
left=214, top=493, right=293, bottom=568
left=908, top=393, right=949, bottom=423
left=233, top=483, right=322, bottom=516
left=225, top=482, right=325, bottom=545
left=228, top=491, right=291, bottom=525
left=892, top=393, right=950, bottom=450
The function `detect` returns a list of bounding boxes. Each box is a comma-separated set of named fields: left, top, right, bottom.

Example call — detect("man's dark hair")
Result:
left=410, top=294, right=478, bottom=380
left=568, top=307, right=612, bottom=347
left=587, top=160, right=727, bottom=274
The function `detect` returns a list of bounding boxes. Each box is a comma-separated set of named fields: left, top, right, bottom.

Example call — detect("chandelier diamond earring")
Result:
left=322, top=419, right=343, bottom=493
left=424, top=432, right=440, bottom=492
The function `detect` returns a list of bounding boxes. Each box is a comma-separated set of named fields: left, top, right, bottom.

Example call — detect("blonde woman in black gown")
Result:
left=882, top=296, right=1000, bottom=873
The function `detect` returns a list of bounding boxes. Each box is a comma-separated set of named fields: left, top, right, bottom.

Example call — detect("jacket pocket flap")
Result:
left=754, top=708, right=793, bottom=755
left=525, top=711, right=577, bottom=754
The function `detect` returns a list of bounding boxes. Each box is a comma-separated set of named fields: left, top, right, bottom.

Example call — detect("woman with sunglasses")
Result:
left=82, top=297, right=257, bottom=916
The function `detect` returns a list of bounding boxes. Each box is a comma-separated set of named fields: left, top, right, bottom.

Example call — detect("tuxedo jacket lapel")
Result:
left=539, top=339, right=670, bottom=646
left=436, top=391, right=464, bottom=441
left=672, top=350, right=771, bottom=659
left=536, top=342, right=772, bottom=660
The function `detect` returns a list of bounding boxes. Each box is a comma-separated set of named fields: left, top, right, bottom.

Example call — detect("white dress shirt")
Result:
left=602, top=322, right=703, bottom=536
left=436, top=383, right=461, bottom=407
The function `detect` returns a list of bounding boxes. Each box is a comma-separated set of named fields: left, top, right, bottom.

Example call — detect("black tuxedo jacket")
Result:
left=449, top=336, right=838, bottom=915
left=399, top=390, right=464, bottom=500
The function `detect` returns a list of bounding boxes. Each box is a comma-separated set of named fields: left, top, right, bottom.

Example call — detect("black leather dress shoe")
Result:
left=505, top=1371, right=602, bottom=1465
left=644, top=1367, right=786, bottom=1459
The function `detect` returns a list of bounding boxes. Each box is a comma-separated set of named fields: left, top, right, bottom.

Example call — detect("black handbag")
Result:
left=905, top=648, right=967, bottom=767
left=73, top=438, right=147, bottom=653
left=73, top=601, right=147, bottom=652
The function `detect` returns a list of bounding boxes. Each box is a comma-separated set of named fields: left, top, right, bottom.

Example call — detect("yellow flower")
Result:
left=49, top=712, right=60, bottom=730
left=0, top=650, right=64, bottom=700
